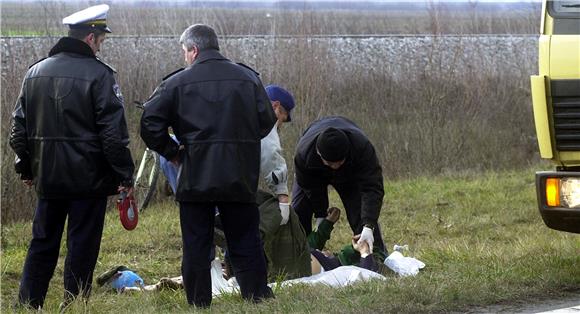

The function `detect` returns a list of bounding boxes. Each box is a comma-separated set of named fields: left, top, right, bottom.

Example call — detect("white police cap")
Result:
left=62, top=4, right=111, bottom=33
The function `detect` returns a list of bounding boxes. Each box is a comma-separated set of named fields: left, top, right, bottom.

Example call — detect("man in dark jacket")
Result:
left=140, top=24, right=276, bottom=307
left=9, top=4, right=134, bottom=310
left=292, top=116, right=386, bottom=254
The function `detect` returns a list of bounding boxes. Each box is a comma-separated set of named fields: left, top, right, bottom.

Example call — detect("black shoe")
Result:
left=251, top=286, right=275, bottom=303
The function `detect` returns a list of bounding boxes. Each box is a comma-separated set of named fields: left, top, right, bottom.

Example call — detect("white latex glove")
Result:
left=315, top=217, right=325, bottom=228
left=279, top=202, right=290, bottom=225
left=357, top=226, right=374, bottom=253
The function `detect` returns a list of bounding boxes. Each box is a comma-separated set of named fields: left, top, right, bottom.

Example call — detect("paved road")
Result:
left=538, top=304, right=580, bottom=313
left=467, top=293, right=580, bottom=313
left=536, top=302, right=580, bottom=314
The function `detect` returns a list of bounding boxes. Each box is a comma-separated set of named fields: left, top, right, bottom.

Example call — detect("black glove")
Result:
left=14, top=155, right=32, bottom=180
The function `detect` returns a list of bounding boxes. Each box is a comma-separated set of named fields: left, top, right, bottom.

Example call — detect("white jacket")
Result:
left=260, top=124, right=289, bottom=196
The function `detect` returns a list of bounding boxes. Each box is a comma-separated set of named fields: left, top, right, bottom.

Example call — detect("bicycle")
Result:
left=133, top=146, right=160, bottom=211
left=133, top=101, right=179, bottom=211
left=133, top=100, right=161, bottom=211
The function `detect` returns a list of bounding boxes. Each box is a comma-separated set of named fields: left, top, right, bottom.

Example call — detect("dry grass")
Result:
left=1, top=3, right=541, bottom=223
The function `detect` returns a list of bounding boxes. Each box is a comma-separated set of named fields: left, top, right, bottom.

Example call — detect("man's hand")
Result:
left=279, top=202, right=290, bottom=225
left=325, top=207, right=341, bottom=224
left=352, top=234, right=371, bottom=257
left=357, top=226, right=374, bottom=253
left=170, top=145, right=185, bottom=166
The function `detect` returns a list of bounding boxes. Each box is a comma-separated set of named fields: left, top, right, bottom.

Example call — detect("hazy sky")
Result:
left=115, top=0, right=542, bottom=2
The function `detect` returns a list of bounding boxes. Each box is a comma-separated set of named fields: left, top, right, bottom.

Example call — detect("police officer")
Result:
left=140, top=24, right=276, bottom=307
left=292, top=116, right=387, bottom=254
left=9, top=4, right=134, bottom=310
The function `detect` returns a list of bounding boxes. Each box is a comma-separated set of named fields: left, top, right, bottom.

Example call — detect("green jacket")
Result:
left=307, top=219, right=334, bottom=250
left=258, top=191, right=311, bottom=280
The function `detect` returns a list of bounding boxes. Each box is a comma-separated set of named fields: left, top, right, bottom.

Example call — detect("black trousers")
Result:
left=179, top=201, right=273, bottom=307
left=291, top=181, right=386, bottom=253
left=18, top=198, right=107, bottom=309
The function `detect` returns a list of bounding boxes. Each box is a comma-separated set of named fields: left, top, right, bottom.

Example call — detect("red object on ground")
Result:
left=117, top=192, right=138, bottom=230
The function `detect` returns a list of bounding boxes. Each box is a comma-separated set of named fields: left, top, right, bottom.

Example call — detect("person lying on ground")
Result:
left=96, top=203, right=387, bottom=293
left=98, top=233, right=385, bottom=294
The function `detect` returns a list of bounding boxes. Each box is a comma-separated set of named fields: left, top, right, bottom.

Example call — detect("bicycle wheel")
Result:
left=134, top=148, right=160, bottom=212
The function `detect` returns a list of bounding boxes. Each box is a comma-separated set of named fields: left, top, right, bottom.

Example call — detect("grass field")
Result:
left=1, top=168, right=579, bottom=313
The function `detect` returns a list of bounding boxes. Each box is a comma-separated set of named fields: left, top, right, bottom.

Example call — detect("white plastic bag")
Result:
left=384, top=250, right=425, bottom=277
left=210, top=259, right=232, bottom=295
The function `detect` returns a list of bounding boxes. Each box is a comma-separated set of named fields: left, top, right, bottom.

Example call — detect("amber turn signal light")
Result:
left=546, top=178, right=560, bottom=207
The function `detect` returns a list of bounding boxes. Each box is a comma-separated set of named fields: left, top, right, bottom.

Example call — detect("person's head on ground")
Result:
left=265, top=85, right=295, bottom=124
left=316, top=127, right=349, bottom=170
left=63, top=4, right=111, bottom=54
left=179, top=24, right=220, bottom=65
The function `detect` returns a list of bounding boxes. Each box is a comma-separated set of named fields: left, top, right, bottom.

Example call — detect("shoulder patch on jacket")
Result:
left=163, top=68, right=185, bottom=81
left=96, top=58, right=117, bottom=73
left=236, top=62, right=260, bottom=76
left=28, top=57, right=47, bottom=69
left=112, top=83, right=124, bottom=103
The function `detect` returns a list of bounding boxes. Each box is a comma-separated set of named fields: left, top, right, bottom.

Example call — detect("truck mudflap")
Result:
left=536, top=171, right=580, bottom=233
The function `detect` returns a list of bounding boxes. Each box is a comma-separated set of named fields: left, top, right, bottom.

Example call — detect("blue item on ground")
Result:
left=111, top=270, right=144, bottom=290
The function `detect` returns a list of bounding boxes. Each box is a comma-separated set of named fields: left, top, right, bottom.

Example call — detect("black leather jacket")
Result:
left=141, top=49, right=276, bottom=203
left=9, top=37, right=135, bottom=199
left=294, top=116, right=384, bottom=227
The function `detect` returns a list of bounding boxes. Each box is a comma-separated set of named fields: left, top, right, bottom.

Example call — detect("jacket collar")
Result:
left=49, top=37, right=95, bottom=58
left=192, top=49, right=228, bottom=66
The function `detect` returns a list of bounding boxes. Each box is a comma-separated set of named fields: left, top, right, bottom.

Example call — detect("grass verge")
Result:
left=1, top=168, right=579, bottom=313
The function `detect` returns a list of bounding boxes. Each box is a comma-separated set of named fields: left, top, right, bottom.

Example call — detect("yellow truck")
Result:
left=531, top=0, right=580, bottom=233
